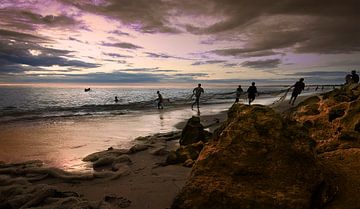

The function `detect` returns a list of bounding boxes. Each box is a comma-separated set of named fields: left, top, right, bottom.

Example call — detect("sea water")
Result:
left=0, top=85, right=330, bottom=123
left=0, top=85, right=331, bottom=170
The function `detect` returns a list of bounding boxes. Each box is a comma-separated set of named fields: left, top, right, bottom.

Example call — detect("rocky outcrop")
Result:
left=287, top=84, right=360, bottom=209
left=180, top=116, right=211, bottom=145
left=172, top=104, right=337, bottom=209
left=288, top=84, right=360, bottom=152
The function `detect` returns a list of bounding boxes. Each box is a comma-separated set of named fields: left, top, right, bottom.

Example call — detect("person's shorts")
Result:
left=292, top=92, right=299, bottom=97
left=248, top=95, right=255, bottom=100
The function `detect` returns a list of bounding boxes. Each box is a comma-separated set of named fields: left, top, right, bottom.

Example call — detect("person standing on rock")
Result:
left=155, top=91, right=164, bottom=109
left=351, top=70, right=359, bottom=83
left=247, top=82, right=258, bottom=105
left=235, top=85, right=243, bottom=103
left=191, top=83, right=204, bottom=109
left=289, top=78, right=305, bottom=105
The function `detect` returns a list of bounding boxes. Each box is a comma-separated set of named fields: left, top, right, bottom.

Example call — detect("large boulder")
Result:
left=172, top=104, right=336, bottom=209
left=180, top=116, right=209, bottom=146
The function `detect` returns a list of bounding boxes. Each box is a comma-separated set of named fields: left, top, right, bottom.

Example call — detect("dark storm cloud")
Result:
left=0, top=9, right=80, bottom=31
left=61, top=0, right=181, bottom=34
left=241, top=59, right=281, bottom=69
left=58, top=0, right=360, bottom=54
left=0, top=30, right=100, bottom=74
left=185, top=0, right=360, bottom=54
left=102, top=42, right=143, bottom=49
left=191, top=60, right=226, bottom=66
left=0, top=29, right=48, bottom=42
left=211, top=49, right=281, bottom=58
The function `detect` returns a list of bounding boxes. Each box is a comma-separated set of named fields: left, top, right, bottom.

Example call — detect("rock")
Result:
left=182, top=159, right=194, bottom=167
left=149, top=147, right=169, bottom=156
left=328, top=106, right=346, bottom=122
left=339, top=131, right=360, bottom=141
left=166, top=141, right=204, bottom=165
left=93, top=155, right=131, bottom=169
left=99, top=195, right=131, bottom=208
left=172, top=104, right=336, bottom=209
left=180, top=116, right=207, bottom=146
left=83, top=149, right=129, bottom=162
left=289, top=84, right=360, bottom=143
left=129, top=144, right=149, bottom=153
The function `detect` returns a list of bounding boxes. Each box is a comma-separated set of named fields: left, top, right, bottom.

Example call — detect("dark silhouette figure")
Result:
left=156, top=91, right=164, bottom=109
left=114, top=96, right=119, bottom=103
left=352, top=70, right=359, bottom=83
left=247, top=82, right=258, bottom=105
left=289, top=78, right=305, bottom=105
left=235, top=85, right=243, bottom=103
left=191, top=83, right=204, bottom=109
left=345, top=73, right=352, bottom=84
left=84, top=88, right=90, bottom=92
left=315, top=86, right=319, bottom=91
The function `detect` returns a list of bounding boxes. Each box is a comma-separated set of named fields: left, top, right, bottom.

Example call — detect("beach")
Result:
left=0, top=90, right=324, bottom=209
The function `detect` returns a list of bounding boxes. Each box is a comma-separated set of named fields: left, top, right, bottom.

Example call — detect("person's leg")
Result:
left=291, top=95, right=298, bottom=105
left=196, top=98, right=200, bottom=108
left=289, top=96, right=293, bottom=104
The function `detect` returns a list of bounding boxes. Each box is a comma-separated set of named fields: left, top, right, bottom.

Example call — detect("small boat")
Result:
left=84, top=88, right=91, bottom=92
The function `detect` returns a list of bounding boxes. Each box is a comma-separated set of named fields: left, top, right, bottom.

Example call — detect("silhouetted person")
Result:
left=321, top=85, right=324, bottom=91
left=289, top=78, right=305, bottom=105
left=352, top=70, right=359, bottom=83
left=315, top=86, right=319, bottom=91
left=156, top=91, right=164, bottom=109
left=191, top=83, right=204, bottom=109
left=235, top=85, right=243, bottom=103
left=114, top=96, right=119, bottom=103
left=247, top=82, right=258, bottom=105
left=345, top=73, right=352, bottom=84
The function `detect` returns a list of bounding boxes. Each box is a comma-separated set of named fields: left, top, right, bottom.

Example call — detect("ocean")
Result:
left=0, top=85, right=297, bottom=123
left=0, top=84, right=333, bottom=170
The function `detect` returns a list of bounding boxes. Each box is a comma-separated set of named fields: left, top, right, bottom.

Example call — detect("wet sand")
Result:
left=0, top=102, right=232, bottom=171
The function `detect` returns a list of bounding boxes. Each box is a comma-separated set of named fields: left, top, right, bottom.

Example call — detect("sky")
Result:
left=0, top=0, right=359, bottom=85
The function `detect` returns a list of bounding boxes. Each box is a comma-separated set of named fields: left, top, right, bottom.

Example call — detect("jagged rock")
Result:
left=180, top=116, right=207, bottom=146
left=166, top=141, right=204, bottom=165
left=172, top=104, right=336, bottom=209
left=289, top=84, right=360, bottom=143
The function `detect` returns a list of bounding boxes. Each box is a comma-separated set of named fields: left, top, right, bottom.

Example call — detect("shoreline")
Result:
left=0, top=93, right=321, bottom=209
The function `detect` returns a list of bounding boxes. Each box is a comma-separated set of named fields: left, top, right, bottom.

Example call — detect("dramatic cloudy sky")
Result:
left=0, top=0, right=359, bottom=85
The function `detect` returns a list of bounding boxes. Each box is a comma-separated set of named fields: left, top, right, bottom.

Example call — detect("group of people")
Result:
left=114, top=70, right=360, bottom=109
left=187, top=79, right=307, bottom=108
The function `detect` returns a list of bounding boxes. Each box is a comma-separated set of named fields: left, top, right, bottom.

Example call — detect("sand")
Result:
left=0, top=94, right=317, bottom=209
